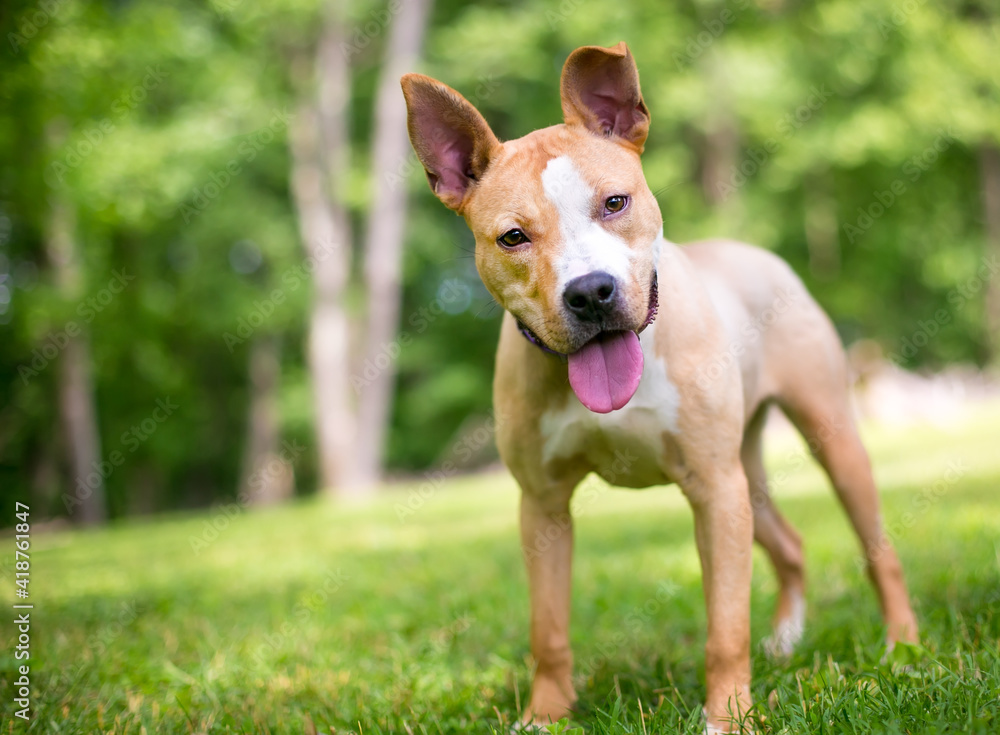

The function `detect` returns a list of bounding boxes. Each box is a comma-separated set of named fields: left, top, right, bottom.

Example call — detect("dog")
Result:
left=401, top=42, right=918, bottom=733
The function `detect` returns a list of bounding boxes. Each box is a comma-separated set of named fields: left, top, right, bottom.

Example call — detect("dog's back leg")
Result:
left=779, top=388, right=919, bottom=646
left=741, top=404, right=806, bottom=657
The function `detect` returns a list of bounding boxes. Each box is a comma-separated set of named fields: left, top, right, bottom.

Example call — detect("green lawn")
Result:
left=4, top=406, right=1000, bottom=733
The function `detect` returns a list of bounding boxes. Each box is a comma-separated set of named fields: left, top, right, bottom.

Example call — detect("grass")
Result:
left=3, top=405, right=1000, bottom=734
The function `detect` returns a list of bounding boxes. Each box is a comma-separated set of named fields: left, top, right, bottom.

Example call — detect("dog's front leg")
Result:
left=519, top=487, right=577, bottom=726
left=683, top=466, right=754, bottom=734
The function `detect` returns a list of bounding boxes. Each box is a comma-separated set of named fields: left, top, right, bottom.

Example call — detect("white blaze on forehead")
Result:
left=540, top=155, right=634, bottom=288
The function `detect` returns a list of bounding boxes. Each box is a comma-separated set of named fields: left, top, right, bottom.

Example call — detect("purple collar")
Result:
left=517, top=321, right=567, bottom=359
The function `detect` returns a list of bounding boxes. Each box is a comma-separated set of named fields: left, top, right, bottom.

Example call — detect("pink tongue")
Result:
left=567, top=331, right=644, bottom=413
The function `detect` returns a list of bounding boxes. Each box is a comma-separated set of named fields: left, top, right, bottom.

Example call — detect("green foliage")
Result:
left=6, top=409, right=1000, bottom=731
left=1, top=0, right=998, bottom=514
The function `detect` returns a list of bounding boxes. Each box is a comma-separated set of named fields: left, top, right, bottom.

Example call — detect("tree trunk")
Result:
left=354, top=0, right=434, bottom=489
left=45, top=197, right=107, bottom=525
left=698, top=50, right=740, bottom=217
left=288, top=6, right=360, bottom=496
left=238, top=335, right=293, bottom=506
left=804, top=170, right=839, bottom=279
left=980, top=142, right=1000, bottom=363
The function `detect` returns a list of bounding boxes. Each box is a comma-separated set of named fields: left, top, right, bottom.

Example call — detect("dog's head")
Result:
left=402, top=43, right=661, bottom=413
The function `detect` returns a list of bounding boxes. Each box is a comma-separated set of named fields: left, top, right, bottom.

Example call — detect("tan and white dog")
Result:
left=401, top=42, right=918, bottom=733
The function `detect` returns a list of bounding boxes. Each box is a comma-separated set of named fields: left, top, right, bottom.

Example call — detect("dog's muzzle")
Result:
left=517, top=271, right=658, bottom=357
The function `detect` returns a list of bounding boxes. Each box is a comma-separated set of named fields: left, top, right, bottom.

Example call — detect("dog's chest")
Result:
left=539, top=331, right=681, bottom=488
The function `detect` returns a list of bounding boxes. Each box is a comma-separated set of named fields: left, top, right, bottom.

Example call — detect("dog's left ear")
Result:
left=560, top=42, right=650, bottom=153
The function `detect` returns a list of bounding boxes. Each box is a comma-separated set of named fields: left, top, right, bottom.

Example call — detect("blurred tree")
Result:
left=980, top=143, right=1000, bottom=360
left=44, top=194, right=105, bottom=524
left=291, top=0, right=432, bottom=496
left=355, top=0, right=434, bottom=491
left=289, top=3, right=360, bottom=496
left=238, top=334, right=292, bottom=506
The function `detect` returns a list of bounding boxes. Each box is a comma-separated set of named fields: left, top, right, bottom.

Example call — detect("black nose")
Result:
left=563, top=271, right=617, bottom=322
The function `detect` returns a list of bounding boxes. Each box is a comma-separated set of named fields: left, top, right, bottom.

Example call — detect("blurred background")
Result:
left=1, top=0, right=997, bottom=525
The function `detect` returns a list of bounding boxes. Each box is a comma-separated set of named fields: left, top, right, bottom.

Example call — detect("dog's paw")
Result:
left=511, top=717, right=582, bottom=735
left=761, top=630, right=795, bottom=659
left=703, top=708, right=755, bottom=734
left=704, top=719, right=755, bottom=734
left=880, top=639, right=928, bottom=672
left=762, top=595, right=805, bottom=659
left=510, top=722, right=547, bottom=734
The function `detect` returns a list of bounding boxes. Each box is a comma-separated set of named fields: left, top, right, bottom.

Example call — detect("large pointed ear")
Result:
left=400, top=73, right=501, bottom=212
left=560, top=42, right=650, bottom=153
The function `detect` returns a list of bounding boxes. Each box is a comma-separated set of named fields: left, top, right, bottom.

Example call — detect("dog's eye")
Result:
left=604, top=195, right=629, bottom=215
left=498, top=229, right=528, bottom=248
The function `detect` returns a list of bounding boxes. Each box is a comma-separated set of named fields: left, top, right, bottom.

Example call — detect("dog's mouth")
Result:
left=517, top=273, right=658, bottom=414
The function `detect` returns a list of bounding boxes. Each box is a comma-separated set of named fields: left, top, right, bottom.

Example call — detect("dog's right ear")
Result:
left=400, top=74, right=500, bottom=212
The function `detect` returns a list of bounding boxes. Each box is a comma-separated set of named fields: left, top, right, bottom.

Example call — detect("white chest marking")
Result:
left=540, top=327, right=681, bottom=485
left=540, top=155, right=635, bottom=289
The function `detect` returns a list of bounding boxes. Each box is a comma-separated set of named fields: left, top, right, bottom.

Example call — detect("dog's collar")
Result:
left=517, top=321, right=567, bottom=359
left=516, top=272, right=658, bottom=358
